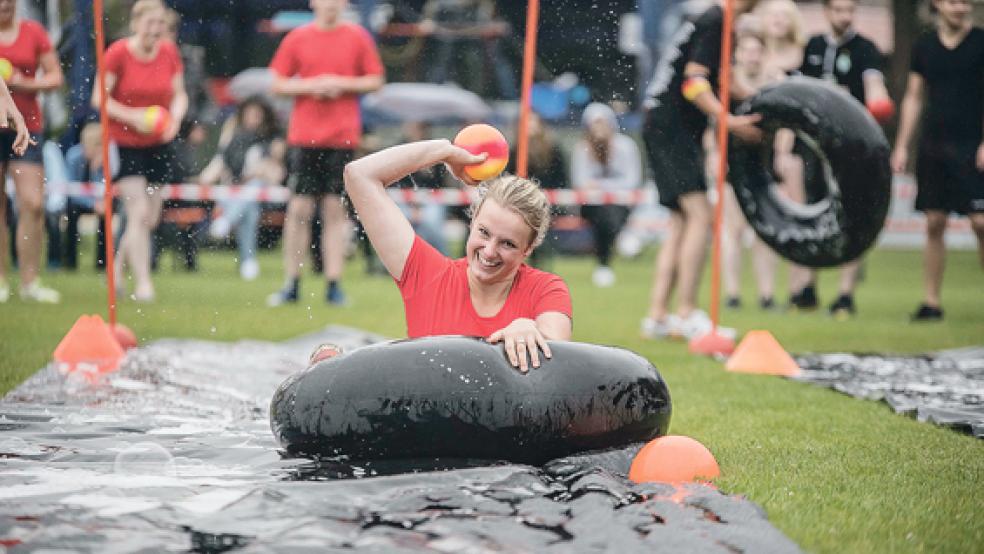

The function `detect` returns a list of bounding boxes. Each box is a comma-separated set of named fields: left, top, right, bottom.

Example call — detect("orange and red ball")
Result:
left=453, top=124, right=509, bottom=183
left=141, top=105, right=172, bottom=138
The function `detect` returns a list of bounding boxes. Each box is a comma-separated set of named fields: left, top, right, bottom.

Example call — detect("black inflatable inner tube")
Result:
left=730, top=77, right=891, bottom=267
left=270, top=336, right=672, bottom=465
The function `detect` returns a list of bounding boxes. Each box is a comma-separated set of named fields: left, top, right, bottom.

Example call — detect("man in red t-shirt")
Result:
left=266, top=0, right=384, bottom=307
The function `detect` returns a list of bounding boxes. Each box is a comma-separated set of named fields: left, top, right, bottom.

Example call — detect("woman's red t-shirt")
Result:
left=104, top=38, right=183, bottom=148
left=0, top=19, right=52, bottom=134
left=397, top=236, right=573, bottom=338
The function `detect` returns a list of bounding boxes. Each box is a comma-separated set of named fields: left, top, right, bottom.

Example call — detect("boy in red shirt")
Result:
left=266, top=0, right=384, bottom=307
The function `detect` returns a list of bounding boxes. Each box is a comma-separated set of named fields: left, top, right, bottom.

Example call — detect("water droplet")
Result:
left=113, top=442, right=175, bottom=476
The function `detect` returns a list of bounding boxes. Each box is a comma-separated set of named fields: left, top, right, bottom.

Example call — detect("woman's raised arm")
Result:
left=343, top=139, right=485, bottom=279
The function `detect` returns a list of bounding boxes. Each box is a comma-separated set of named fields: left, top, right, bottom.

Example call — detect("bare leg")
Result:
left=721, top=185, right=745, bottom=299
left=0, top=179, right=8, bottom=283
left=11, top=162, right=45, bottom=287
left=320, top=194, right=350, bottom=281
left=751, top=237, right=777, bottom=301
left=647, top=211, right=683, bottom=321
left=282, top=195, right=316, bottom=281
left=838, top=259, right=863, bottom=295
left=922, top=210, right=947, bottom=307
left=116, top=177, right=163, bottom=300
left=675, top=192, right=712, bottom=316
left=969, top=212, right=984, bottom=270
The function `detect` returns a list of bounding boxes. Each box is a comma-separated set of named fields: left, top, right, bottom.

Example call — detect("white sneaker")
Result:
left=592, top=266, right=616, bottom=288
left=675, top=310, right=737, bottom=340
left=209, top=217, right=232, bottom=240
left=641, top=315, right=681, bottom=340
left=19, top=280, right=61, bottom=303
left=240, top=258, right=260, bottom=281
left=0, top=279, right=9, bottom=303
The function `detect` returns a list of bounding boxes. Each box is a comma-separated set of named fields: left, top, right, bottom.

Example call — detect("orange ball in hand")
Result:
left=453, top=123, right=509, bottom=183
left=628, top=435, right=721, bottom=483
left=866, top=97, right=895, bottom=125
left=0, top=58, right=12, bottom=82
left=141, top=105, right=172, bottom=138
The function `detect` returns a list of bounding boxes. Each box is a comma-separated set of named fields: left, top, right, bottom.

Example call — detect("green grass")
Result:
left=2, top=241, right=983, bottom=552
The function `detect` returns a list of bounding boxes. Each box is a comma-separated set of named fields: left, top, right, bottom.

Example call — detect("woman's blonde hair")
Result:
left=468, top=174, right=551, bottom=249
left=130, top=0, right=165, bottom=27
left=760, top=0, right=806, bottom=47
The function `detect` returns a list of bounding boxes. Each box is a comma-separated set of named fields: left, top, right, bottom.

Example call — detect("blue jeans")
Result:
left=217, top=179, right=262, bottom=263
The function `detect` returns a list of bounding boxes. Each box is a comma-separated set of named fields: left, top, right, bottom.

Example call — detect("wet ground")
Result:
left=794, top=346, right=984, bottom=438
left=1, top=326, right=799, bottom=552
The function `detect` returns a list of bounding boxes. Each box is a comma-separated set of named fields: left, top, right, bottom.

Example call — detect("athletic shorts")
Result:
left=915, top=139, right=984, bottom=214
left=117, top=142, right=180, bottom=184
left=286, top=147, right=353, bottom=197
left=0, top=131, right=43, bottom=164
left=642, top=106, right=706, bottom=211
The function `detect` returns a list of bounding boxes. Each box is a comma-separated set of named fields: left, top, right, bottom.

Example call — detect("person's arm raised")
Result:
left=343, top=139, right=486, bottom=279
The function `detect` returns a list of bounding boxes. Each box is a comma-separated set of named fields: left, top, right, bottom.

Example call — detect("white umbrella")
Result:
left=362, top=83, right=492, bottom=122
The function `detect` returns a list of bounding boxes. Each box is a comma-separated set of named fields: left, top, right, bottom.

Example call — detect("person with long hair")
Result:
left=0, top=0, right=63, bottom=303
left=344, top=139, right=572, bottom=372
left=92, top=0, right=187, bottom=302
left=572, top=102, right=642, bottom=288
left=199, top=96, right=285, bottom=280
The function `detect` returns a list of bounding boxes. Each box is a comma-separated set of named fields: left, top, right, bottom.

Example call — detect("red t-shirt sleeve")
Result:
left=355, top=27, right=384, bottom=77
left=397, top=235, right=450, bottom=301
left=269, top=31, right=298, bottom=77
left=26, top=20, right=51, bottom=57
left=161, top=40, right=184, bottom=79
left=104, top=39, right=126, bottom=76
left=532, top=273, right=573, bottom=320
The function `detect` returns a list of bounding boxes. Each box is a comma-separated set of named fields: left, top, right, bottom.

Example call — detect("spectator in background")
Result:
left=572, top=102, right=641, bottom=288
left=60, top=123, right=119, bottom=272
left=199, top=96, right=286, bottom=281
left=92, top=0, right=187, bottom=303
left=421, top=0, right=515, bottom=99
left=509, top=110, right=569, bottom=269
left=892, top=0, right=984, bottom=321
left=799, top=0, right=892, bottom=318
left=266, top=0, right=384, bottom=307
left=394, top=121, right=450, bottom=255
left=720, top=25, right=780, bottom=310
left=0, top=0, right=64, bottom=303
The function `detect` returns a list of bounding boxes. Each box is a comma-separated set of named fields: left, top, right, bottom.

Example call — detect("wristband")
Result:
left=682, top=76, right=712, bottom=102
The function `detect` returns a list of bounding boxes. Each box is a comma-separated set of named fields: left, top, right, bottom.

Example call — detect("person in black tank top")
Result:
left=891, top=0, right=984, bottom=321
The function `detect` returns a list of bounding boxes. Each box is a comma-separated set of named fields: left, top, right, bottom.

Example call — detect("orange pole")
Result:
left=516, top=0, right=540, bottom=178
left=92, top=0, right=117, bottom=326
left=710, top=0, right=735, bottom=330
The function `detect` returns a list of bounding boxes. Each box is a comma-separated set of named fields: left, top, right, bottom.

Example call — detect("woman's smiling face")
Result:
left=466, top=199, right=534, bottom=285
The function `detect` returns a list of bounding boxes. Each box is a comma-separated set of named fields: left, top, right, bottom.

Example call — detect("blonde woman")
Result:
left=344, top=140, right=573, bottom=372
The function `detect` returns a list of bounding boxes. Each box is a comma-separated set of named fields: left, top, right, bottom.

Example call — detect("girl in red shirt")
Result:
left=344, top=140, right=573, bottom=373
left=0, top=0, right=63, bottom=304
left=91, top=0, right=187, bottom=302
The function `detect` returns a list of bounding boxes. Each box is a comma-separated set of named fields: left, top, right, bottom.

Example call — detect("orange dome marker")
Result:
left=111, top=323, right=138, bottom=350
left=53, top=315, right=126, bottom=376
left=725, top=330, right=800, bottom=376
left=629, top=435, right=721, bottom=484
left=453, top=124, right=509, bottom=182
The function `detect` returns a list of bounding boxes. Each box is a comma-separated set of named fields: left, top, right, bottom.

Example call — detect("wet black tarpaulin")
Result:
left=793, top=347, right=984, bottom=438
left=1, top=327, right=800, bottom=552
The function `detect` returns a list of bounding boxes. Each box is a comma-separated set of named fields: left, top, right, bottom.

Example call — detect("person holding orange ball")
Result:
left=91, top=0, right=187, bottom=302
left=0, top=0, right=63, bottom=303
left=343, top=136, right=572, bottom=373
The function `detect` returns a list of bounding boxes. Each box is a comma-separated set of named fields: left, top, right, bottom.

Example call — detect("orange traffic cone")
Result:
left=53, top=315, right=126, bottom=376
left=725, top=330, right=800, bottom=376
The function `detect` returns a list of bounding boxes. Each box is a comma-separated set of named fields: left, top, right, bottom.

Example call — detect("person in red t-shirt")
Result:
left=0, top=0, right=63, bottom=304
left=91, top=0, right=187, bottom=302
left=345, top=139, right=573, bottom=372
left=266, top=0, right=384, bottom=308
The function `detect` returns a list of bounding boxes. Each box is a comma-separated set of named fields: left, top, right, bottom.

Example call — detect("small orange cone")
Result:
left=725, top=330, right=800, bottom=376
left=629, top=435, right=721, bottom=483
left=53, top=315, right=126, bottom=376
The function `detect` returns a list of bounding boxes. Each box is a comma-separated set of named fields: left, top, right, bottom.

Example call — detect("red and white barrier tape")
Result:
left=45, top=182, right=656, bottom=206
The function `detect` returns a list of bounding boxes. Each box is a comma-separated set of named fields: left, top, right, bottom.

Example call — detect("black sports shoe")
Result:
left=326, top=281, right=348, bottom=306
left=828, top=294, right=856, bottom=320
left=759, top=296, right=776, bottom=311
left=267, top=280, right=299, bottom=307
left=726, top=296, right=742, bottom=309
left=788, top=285, right=818, bottom=311
left=911, top=304, right=944, bottom=322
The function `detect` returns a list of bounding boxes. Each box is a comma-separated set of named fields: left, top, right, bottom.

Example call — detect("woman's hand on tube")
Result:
left=443, top=144, right=487, bottom=187
left=487, top=318, right=553, bottom=373
left=727, top=113, right=763, bottom=144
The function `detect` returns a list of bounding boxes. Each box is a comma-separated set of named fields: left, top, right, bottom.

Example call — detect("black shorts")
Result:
left=915, top=140, right=984, bottom=214
left=642, top=106, right=706, bottom=211
left=117, top=142, right=180, bottom=184
left=0, top=131, right=43, bottom=164
left=286, top=147, right=353, bottom=197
